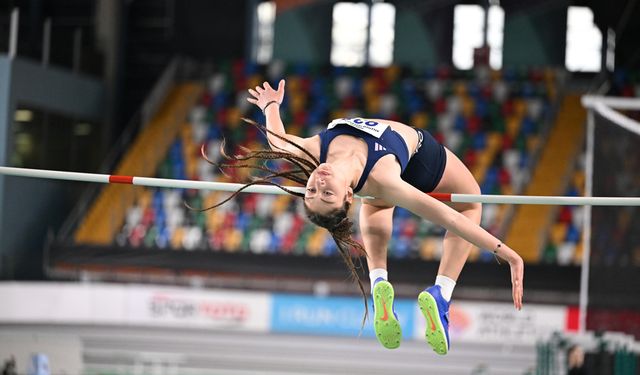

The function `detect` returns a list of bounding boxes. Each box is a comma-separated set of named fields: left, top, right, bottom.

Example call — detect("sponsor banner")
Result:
left=270, top=293, right=415, bottom=339
left=126, top=287, right=270, bottom=331
left=414, top=301, right=567, bottom=344
left=0, top=282, right=270, bottom=332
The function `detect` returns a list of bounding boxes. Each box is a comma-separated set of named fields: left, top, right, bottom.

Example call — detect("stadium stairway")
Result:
left=505, top=94, right=586, bottom=262
left=74, top=83, right=203, bottom=245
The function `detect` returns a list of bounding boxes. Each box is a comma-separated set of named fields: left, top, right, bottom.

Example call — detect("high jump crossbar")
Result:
left=1, top=166, right=639, bottom=206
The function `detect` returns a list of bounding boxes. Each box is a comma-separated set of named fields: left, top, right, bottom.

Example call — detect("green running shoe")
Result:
left=372, top=278, right=402, bottom=349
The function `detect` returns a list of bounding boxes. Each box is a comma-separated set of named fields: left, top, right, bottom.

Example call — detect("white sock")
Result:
left=435, top=275, right=456, bottom=302
left=369, top=268, right=388, bottom=294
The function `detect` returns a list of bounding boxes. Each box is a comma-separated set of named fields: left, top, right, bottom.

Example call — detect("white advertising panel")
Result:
left=414, top=301, right=567, bottom=344
left=126, top=287, right=270, bottom=331
left=0, top=282, right=270, bottom=332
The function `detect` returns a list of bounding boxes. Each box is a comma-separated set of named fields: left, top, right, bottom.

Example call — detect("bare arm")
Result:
left=377, top=178, right=524, bottom=310
left=247, top=80, right=308, bottom=155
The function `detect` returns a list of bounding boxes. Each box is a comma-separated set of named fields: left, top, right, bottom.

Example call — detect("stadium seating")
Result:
left=112, top=61, right=558, bottom=263
left=541, top=156, right=585, bottom=265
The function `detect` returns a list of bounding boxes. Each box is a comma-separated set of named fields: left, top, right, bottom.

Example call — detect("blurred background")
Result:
left=0, top=0, right=639, bottom=374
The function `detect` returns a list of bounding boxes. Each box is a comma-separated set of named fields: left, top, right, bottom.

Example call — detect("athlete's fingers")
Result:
left=263, top=81, right=273, bottom=91
left=277, top=79, right=285, bottom=92
left=255, top=85, right=264, bottom=93
left=246, top=97, right=258, bottom=105
left=248, top=88, right=259, bottom=98
left=509, top=255, right=524, bottom=310
left=518, top=289, right=523, bottom=310
left=513, top=279, right=523, bottom=310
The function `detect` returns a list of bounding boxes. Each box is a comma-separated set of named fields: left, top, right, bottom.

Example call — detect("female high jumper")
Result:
left=215, top=79, right=524, bottom=354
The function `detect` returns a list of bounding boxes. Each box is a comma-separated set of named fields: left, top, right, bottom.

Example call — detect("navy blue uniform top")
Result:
left=318, top=118, right=411, bottom=193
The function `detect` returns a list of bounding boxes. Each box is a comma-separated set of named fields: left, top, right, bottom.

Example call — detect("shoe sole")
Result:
left=373, top=280, right=402, bottom=349
left=418, top=291, right=449, bottom=355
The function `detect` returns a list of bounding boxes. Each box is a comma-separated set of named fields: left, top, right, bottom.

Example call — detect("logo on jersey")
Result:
left=374, top=142, right=387, bottom=151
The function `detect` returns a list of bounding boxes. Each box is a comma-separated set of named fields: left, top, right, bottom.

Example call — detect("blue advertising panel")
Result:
left=271, top=293, right=415, bottom=340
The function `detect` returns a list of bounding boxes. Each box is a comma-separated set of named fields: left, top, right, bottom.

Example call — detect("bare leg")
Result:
left=433, top=148, right=482, bottom=281
left=360, top=199, right=402, bottom=350
left=359, top=199, right=395, bottom=272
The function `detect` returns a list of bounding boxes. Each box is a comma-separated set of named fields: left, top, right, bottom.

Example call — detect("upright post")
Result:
left=42, top=18, right=51, bottom=66
left=9, top=8, right=19, bottom=59
left=579, top=109, right=595, bottom=333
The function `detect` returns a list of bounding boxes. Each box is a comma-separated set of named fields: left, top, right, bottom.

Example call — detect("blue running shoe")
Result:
left=372, top=278, right=402, bottom=349
left=418, top=285, right=450, bottom=355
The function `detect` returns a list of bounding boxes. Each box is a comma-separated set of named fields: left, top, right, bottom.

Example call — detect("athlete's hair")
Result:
left=198, top=118, right=369, bottom=326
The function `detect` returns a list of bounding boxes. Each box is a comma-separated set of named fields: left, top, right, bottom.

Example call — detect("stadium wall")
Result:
left=0, top=55, right=105, bottom=279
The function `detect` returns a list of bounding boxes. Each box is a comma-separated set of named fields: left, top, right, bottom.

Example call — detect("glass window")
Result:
left=487, top=5, right=504, bottom=70
left=369, top=3, right=396, bottom=67
left=331, top=2, right=396, bottom=67
left=255, top=1, right=276, bottom=64
left=453, top=4, right=504, bottom=70
left=11, top=106, right=98, bottom=171
left=452, top=5, right=485, bottom=70
left=565, top=6, right=602, bottom=72
left=331, top=2, right=370, bottom=67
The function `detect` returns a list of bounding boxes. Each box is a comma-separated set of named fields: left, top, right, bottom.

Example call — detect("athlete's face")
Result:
left=304, top=163, right=353, bottom=215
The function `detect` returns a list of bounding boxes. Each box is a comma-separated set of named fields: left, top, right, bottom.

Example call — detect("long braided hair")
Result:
left=197, top=118, right=370, bottom=327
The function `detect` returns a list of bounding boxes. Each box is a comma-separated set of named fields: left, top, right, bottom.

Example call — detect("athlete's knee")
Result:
left=469, top=178, right=481, bottom=196
left=362, top=224, right=392, bottom=241
left=470, top=202, right=482, bottom=224
left=460, top=180, right=481, bottom=217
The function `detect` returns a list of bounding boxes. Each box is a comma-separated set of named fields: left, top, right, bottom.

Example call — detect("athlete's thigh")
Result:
left=433, top=147, right=481, bottom=212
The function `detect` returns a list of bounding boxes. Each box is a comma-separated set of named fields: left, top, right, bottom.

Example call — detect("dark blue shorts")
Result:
left=400, top=129, right=447, bottom=193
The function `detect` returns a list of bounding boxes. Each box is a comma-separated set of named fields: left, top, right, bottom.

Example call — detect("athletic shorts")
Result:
left=400, top=128, right=447, bottom=193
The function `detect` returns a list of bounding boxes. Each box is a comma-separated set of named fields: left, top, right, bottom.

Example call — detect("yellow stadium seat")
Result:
left=363, top=77, right=378, bottom=97
left=224, top=229, right=242, bottom=252
left=331, top=109, right=346, bottom=120
left=573, top=240, right=583, bottom=265
left=513, top=98, right=527, bottom=118
left=247, top=74, right=264, bottom=91
left=410, top=112, right=429, bottom=129
left=138, top=189, right=152, bottom=208
left=550, top=222, right=568, bottom=245
left=226, top=107, right=241, bottom=128
left=453, top=82, right=467, bottom=97
left=287, top=77, right=301, bottom=92
left=272, top=195, right=291, bottom=215
left=461, top=96, right=475, bottom=118
left=573, top=171, right=585, bottom=193
left=171, top=227, right=185, bottom=249
left=419, top=237, right=438, bottom=260
left=384, top=65, right=401, bottom=83
left=206, top=211, right=224, bottom=231
left=290, top=94, right=307, bottom=113
left=506, top=116, right=521, bottom=138
left=526, top=135, right=540, bottom=153
left=366, top=96, right=381, bottom=114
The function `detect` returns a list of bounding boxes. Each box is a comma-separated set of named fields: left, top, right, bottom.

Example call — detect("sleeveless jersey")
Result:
left=318, top=118, right=410, bottom=193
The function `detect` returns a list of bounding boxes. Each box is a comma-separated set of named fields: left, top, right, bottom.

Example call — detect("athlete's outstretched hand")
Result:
left=247, top=80, right=285, bottom=112
left=509, top=254, right=524, bottom=310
